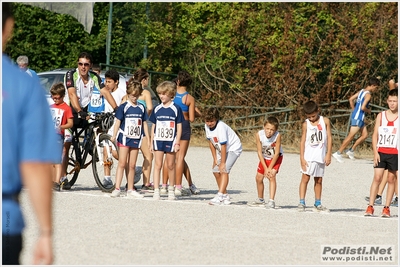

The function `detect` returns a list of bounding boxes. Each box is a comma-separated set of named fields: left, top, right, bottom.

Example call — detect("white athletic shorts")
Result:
left=300, top=161, right=325, bottom=177
left=212, top=151, right=240, bottom=174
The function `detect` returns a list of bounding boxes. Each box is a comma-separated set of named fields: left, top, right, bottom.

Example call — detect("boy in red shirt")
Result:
left=49, top=82, right=73, bottom=190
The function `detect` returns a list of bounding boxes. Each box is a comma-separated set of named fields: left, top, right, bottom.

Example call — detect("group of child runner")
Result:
left=49, top=67, right=398, bottom=217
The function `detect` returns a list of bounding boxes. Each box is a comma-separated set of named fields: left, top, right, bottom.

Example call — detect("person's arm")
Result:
left=324, top=117, right=332, bottom=166
left=389, top=79, right=398, bottom=90
left=61, top=118, right=73, bottom=130
left=175, top=122, right=182, bottom=152
left=255, top=132, right=268, bottom=173
left=187, top=94, right=196, bottom=123
left=100, top=88, right=118, bottom=111
left=348, top=92, right=358, bottom=110
left=219, top=143, right=227, bottom=172
left=111, top=118, right=121, bottom=142
left=67, top=87, right=81, bottom=112
left=144, top=90, right=153, bottom=116
left=361, top=93, right=372, bottom=113
left=21, top=162, right=53, bottom=265
left=194, top=106, right=202, bottom=118
left=300, top=121, right=308, bottom=172
left=268, top=133, right=282, bottom=171
left=208, top=140, right=218, bottom=167
left=372, top=113, right=382, bottom=167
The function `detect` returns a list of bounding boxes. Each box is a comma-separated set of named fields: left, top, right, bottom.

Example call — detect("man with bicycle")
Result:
left=61, top=52, right=118, bottom=190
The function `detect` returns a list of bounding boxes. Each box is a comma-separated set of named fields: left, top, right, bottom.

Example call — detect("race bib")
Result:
left=154, top=120, right=175, bottom=141
left=50, top=107, right=64, bottom=131
left=309, top=125, right=324, bottom=146
left=262, top=145, right=275, bottom=158
left=124, top=118, right=142, bottom=139
left=90, top=93, right=102, bottom=107
left=378, top=126, right=398, bottom=148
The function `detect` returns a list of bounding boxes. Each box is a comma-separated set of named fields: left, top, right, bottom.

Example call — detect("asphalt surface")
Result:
left=19, top=146, right=398, bottom=265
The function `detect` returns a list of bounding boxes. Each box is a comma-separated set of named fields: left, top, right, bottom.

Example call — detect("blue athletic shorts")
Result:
left=350, top=119, right=364, bottom=128
left=181, top=120, right=191, bottom=141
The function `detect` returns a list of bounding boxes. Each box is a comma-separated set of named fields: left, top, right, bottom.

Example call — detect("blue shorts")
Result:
left=350, top=119, right=364, bottom=128
left=181, top=120, right=191, bottom=141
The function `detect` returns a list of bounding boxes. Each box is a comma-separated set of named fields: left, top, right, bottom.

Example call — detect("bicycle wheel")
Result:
left=92, top=134, right=119, bottom=192
left=66, top=141, right=81, bottom=186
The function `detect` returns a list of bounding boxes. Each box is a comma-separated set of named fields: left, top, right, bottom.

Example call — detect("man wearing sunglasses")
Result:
left=60, top=52, right=118, bottom=190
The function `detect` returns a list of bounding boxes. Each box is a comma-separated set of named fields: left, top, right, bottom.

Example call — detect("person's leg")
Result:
left=268, top=170, right=277, bottom=200
left=54, top=164, right=62, bottom=184
left=384, top=171, right=396, bottom=207
left=255, top=172, right=265, bottom=199
left=175, top=139, right=189, bottom=186
left=165, top=152, right=176, bottom=187
left=140, top=137, right=153, bottom=187
left=113, top=146, right=129, bottom=192
left=336, top=126, right=360, bottom=154
left=183, top=160, right=192, bottom=185
left=366, top=168, right=385, bottom=214
left=60, top=141, right=71, bottom=179
left=152, top=151, right=164, bottom=190
left=162, top=158, right=169, bottom=189
left=299, top=174, right=310, bottom=203
left=314, top=176, right=322, bottom=205
left=126, top=148, right=139, bottom=191
left=351, top=126, right=368, bottom=151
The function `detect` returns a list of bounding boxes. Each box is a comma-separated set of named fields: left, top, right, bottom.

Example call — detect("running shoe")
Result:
left=267, top=200, right=276, bottom=209
left=222, top=194, right=231, bottom=205
left=102, top=178, right=113, bottom=189
left=391, top=197, right=398, bottom=207
left=209, top=194, right=224, bottom=205
left=365, top=195, right=382, bottom=205
left=110, top=189, right=121, bottom=198
left=160, top=186, right=168, bottom=195
left=381, top=206, right=390, bottom=218
left=141, top=184, right=154, bottom=192
left=60, top=179, right=71, bottom=190
left=127, top=190, right=144, bottom=199
left=313, top=204, right=329, bottom=212
left=175, top=187, right=191, bottom=196
left=364, top=205, right=374, bottom=216
left=248, top=199, right=265, bottom=207
left=345, top=150, right=355, bottom=160
left=153, top=189, right=160, bottom=200
left=190, top=184, right=201, bottom=195
left=167, top=186, right=176, bottom=200
left=297, top=203, right=306, bottom=212
left=332, top=152, right=344, bottom=163
left=53, top=182, right=60, bottom=191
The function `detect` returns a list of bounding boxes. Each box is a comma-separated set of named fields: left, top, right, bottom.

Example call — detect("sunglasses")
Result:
left=78, top=62, right=90, bottom=67
left=52, top=96, right=62, bottom=100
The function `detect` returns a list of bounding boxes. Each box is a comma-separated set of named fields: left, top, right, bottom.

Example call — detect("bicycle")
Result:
left=66, top=112, right=120, bottom=193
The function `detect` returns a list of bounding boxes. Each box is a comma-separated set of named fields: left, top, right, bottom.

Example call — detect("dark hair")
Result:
left=2, top=2, right=13, bottom=31
left=368, top=77, right=381, bottom=87
left=203, top=107, right=220, bottom=121
left=264, top=116, right=279, bottom=129
left=50, top=82, right=66, bottom=97
left=105, top=69, right=119, bottom=82
left=78, top=52, right=93, bottom=64
left=303, top=100, right=319, bottom=115
left=177, top=70, right=192, bottom=87
left=389, top=88, right=398, bottom=97
left=133, top=68, right=149, bottom=83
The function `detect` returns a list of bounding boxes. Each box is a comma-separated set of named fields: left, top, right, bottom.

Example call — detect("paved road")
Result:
left=20, top=147, right=398, bottom=265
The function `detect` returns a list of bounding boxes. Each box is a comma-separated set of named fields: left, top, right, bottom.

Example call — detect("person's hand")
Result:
left=219, top=162, right=227, bottom=173
left=300, top=158, right=308, bottom=172
left=32, top=234, right=53, bottom=265
left=174, top=144, right=180, bottom=153
left=78, top=110, right=88, bottom=120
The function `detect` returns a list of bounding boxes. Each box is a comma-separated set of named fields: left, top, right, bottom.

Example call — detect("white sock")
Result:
left=60, top=176, right=67, bottom=182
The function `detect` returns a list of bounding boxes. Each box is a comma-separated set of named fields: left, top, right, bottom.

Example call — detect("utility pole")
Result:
left=143, top=2, right=149, bottom=59
left=106, top=2, right=113, bottom=70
